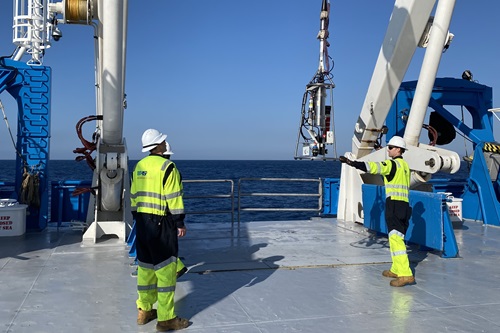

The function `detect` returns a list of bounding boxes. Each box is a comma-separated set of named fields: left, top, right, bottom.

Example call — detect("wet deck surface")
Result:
left=1, top=218, right=500, bottom=332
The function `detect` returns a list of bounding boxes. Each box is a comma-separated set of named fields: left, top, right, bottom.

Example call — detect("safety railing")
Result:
left=237, top=178, right=323, bottom=226
left=182, top=179, right=235, bottom=226
left=43, top=178, right=324, bottom=228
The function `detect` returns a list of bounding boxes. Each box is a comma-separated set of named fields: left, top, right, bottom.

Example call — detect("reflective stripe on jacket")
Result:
left=130, top=155, right=185, bottom=217
left=365, top=157, right=410, bottom=202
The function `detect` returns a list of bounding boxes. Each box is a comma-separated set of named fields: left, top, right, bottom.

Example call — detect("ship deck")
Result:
left=2, top=217, right=500, bottom=332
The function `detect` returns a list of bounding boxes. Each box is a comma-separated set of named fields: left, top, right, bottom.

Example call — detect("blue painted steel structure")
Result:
left=386, top=78, right=500, bottom=226
left=363, top=184, right=459, bottom=258
left=462, top=143, right=500, bottom=226
left=127, top=221, right=137, bottom=259
left=387, top=78, right=494, bottom=143
left=50, top=180, right=91, bottom=226
left=358, top=77, right=500, bottom=258
left=0, top=58, right=51, bottom=230
left=322, top=178, right=339, bottom=215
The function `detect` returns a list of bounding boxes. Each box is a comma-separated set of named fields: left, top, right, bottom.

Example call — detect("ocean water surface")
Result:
left=0, top=159, right=469, bottom=223
left=0, top=160, right=340, bottom=223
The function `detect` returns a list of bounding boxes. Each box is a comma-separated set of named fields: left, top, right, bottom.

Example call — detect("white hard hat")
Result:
left=141, top=129, right=167, bottom=152
left=163, top=141, right=174, bottom=155
left=387, top=136, right=407, bottom=149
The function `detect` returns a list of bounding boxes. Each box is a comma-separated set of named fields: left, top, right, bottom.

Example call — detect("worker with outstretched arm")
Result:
left=340, top=135, right=415, bottom=287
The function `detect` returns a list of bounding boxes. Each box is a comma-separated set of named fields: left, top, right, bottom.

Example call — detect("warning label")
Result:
left=0, top=218, right=13, bottom=230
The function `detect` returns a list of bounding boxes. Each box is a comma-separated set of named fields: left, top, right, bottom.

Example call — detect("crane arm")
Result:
left=339, top=0, right=461, bottom=224
left=352, top=0, right=436, bottom=159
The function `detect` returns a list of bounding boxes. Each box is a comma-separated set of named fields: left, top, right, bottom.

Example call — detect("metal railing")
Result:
left=6, top=178, right=323, bottom=228
left=237, top=178, right=323, bottom=225
left=182, top=179, right=235, bottom=226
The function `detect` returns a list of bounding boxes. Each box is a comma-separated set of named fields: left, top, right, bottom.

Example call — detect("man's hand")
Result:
left=339, top=156, right=353, bottom=165
left=178, top=227, right=187, bottom=238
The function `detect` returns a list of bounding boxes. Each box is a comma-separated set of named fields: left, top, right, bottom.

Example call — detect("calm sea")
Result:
left=0, top=159, right=469, bottom=223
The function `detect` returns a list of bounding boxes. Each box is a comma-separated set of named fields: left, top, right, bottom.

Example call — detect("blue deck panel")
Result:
left=363, top=184, right=459, bottom=258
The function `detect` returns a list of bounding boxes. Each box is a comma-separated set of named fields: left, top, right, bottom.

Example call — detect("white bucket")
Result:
left=0, top=200, right=28, bottom=237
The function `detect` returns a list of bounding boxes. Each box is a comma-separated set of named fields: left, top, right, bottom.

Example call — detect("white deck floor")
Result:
left=1, top=218, right=500, bottom=332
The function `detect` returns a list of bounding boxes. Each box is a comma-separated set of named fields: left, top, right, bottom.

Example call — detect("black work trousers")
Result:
left=136, top=213, right=178, bottom=265
left=385, top=198, right=411, bottom=234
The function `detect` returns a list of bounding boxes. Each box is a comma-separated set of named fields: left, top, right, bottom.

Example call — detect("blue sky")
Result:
left=1, top=1, right=500, bottom=160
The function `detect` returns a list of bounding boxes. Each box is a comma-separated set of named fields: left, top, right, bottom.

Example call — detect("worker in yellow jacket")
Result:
left=340, top=136, right=415, bottom=287
left=131, top=129, right=189, bottom=331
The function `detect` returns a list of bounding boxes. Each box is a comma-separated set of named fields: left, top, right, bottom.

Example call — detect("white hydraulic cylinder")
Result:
left=404, top=0, right=456, bottom=147
left=99, top=0, right=127, bottom=145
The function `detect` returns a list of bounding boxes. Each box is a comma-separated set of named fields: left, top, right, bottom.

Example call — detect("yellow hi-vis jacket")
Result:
left=130, top=155, right=185, bottom=227
left=366, top=157, right=410, bottom=202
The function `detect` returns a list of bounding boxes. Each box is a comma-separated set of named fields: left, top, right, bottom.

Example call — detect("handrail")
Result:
left=237, top=178, right=323, bottom=226
left=182, top=179, right=235, bottom=227
left=37, top=178, right=324, bottom=227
